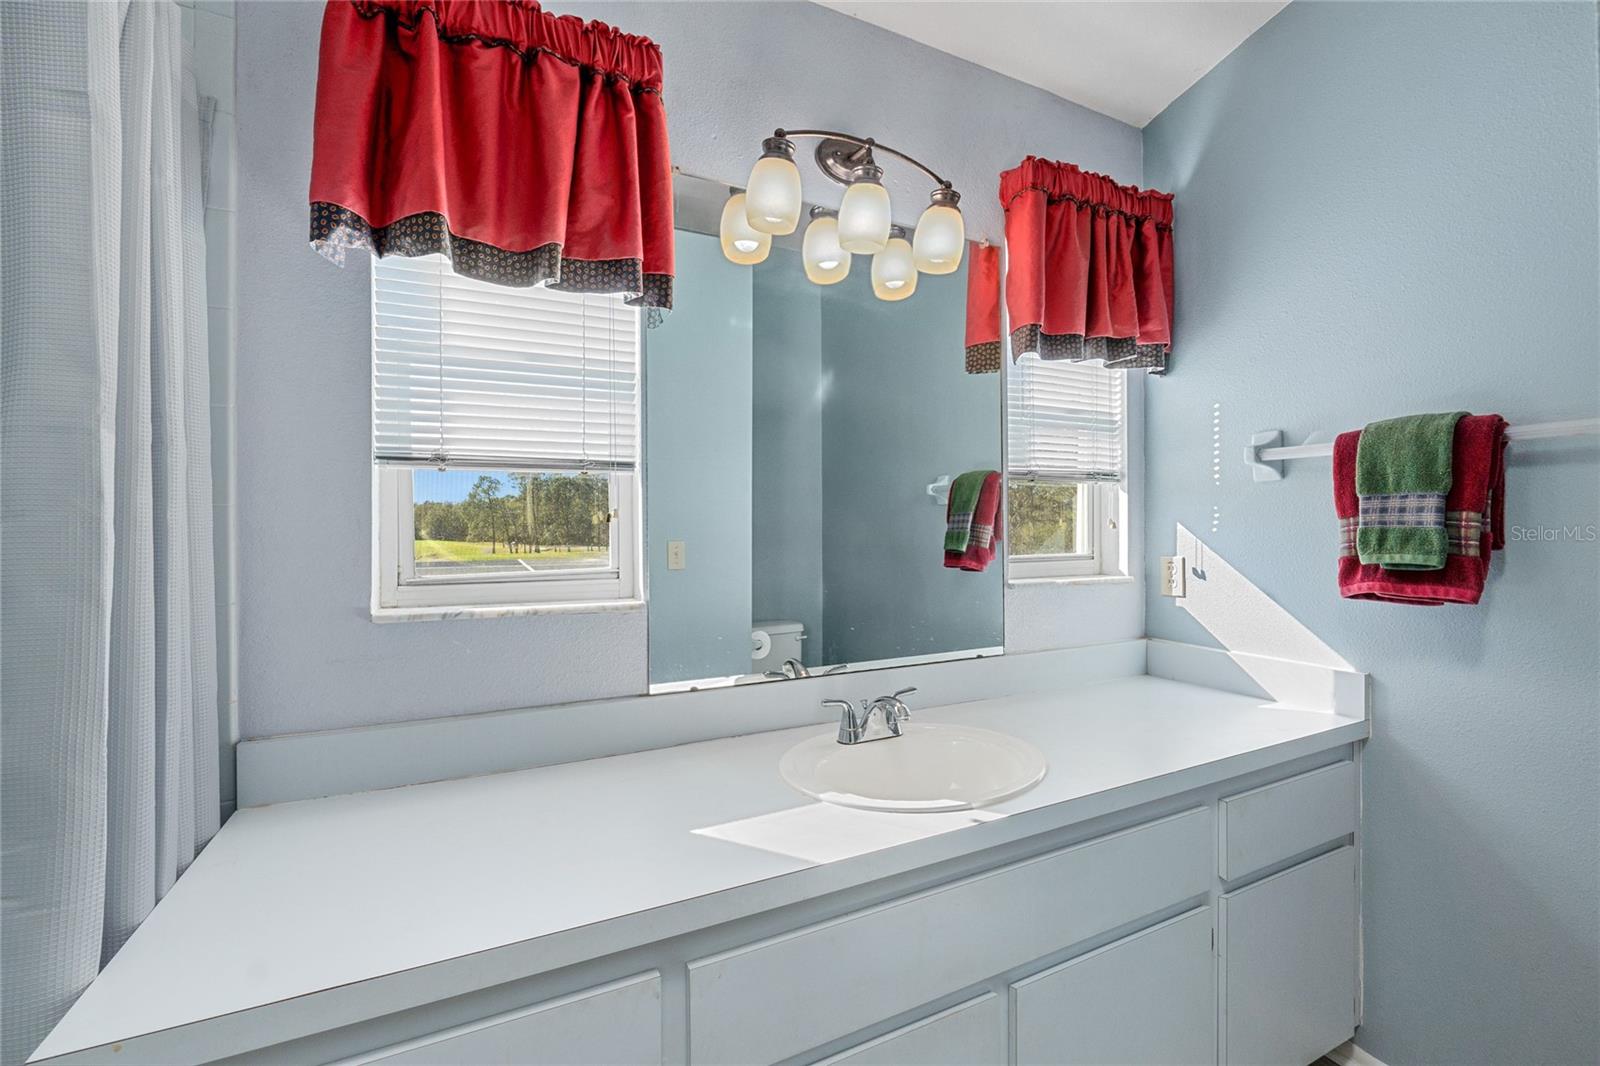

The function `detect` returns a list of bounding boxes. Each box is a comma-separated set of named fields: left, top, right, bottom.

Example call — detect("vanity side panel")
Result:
left=688, top=808, right=1211, bottom=1065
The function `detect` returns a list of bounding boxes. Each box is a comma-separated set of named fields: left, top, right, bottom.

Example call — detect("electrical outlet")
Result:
left=1160, top=555, right=1186, bottom=597
left=667, top=540, right=686, bottom=570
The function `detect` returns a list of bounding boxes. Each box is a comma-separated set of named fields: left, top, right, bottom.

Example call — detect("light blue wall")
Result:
left=1142, top=4, right=1599, bottom=1063
left=820, top=263, right=1004, bottom=666
left=752, top=250, right=825, bottom=663
left=235, top=0, right=1143, bottom=736
left=645, top=232, right=753, bottom=684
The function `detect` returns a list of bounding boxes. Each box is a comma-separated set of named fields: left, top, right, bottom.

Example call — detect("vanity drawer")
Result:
left=688, top=807, right=1211, bottom=1065
left=334, top=972, right=661, bottom=1065
left=1218, top=760, right=1357, bottom=881
left=811, top=993, right=1004, bottom=1066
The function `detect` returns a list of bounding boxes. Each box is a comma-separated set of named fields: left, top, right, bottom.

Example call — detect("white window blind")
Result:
left=1007, top=356, right=1124, bottom=483
left=372, top=255, right=638, bottom=471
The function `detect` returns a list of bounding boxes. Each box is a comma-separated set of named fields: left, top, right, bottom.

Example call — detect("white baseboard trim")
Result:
left=1326, top=1040, right=1389, bottom=1066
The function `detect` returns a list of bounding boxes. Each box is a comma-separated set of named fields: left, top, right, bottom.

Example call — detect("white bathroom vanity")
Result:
left=33, top=641, right=1367, bottom=1066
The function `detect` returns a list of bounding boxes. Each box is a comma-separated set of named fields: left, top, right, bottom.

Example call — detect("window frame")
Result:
left=1002, top=350, right=1129, bottom=583
left=369, top=253, right=643, bottom=616
left=376, top=467, right=639, bottom=610
left=1003, top=478, right=1125, bottom=582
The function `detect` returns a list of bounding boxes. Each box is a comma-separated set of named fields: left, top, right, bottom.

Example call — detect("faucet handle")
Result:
left=876, top=689, right=914, bottom=736
left=824, top=698, right=864, bottom=744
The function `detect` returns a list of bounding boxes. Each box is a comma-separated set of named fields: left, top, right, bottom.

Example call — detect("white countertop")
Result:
left=37, top=675, right=1367, bottom=1062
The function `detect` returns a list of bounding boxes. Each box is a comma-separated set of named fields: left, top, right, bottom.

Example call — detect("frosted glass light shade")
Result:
left=912, top=203, right=965, bottom=274
left=871, top=237, right=918, bottom=301
left=744, top=155, right=803, bottom=235
left=720, top=194, right=771, bottom=265
left=802, top=215, right=851, bottom=285
left=838, top=181, right=892, bottom=254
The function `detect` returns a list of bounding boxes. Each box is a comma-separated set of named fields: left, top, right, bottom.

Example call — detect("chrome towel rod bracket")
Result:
left=1245, top=418, right=1600, bottom=481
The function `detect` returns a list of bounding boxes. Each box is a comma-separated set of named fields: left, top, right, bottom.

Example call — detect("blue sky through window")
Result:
left=412, top=469, right=517, bottom=504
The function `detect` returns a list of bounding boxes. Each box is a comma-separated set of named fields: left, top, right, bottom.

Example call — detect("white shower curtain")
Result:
left=1, top=3, right=220, bottom=1062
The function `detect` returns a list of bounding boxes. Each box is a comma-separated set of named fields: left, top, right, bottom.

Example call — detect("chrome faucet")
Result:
left=765, top=659, right=848, bottom=680
left=824, top=687, right=917, bottom=745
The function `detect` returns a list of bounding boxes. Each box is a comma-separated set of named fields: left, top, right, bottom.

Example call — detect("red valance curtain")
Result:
left=1001, top=157, right=1173, bottom=372
left=309, top=0, right=674, bottom=315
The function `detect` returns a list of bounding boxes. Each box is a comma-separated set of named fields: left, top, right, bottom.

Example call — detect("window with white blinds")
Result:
left=372, top=255, right=639, bottom=472
left=1006, top=356, right=1125, bottom=483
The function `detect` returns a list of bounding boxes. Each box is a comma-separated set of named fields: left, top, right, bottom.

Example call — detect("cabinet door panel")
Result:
left=812, top=994, right=1003, bottom=1066
left=1011, top=907, right=1215, bottom=1066
left=1220, top=847, right=1357, bottom=1066
left=334, top=972, right=661, bottom=1066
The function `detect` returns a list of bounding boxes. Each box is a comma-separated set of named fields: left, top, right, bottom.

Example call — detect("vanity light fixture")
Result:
left=719, top=192, right=771, bottom=265
left=719, top=128, right=964, bottom=299
left=871, top=226, right=918, bottom=301
left=743, top=136, right=803, bottom=235
left=802, top=207, right=851, bottom=285
left=912, top=186, right=965, bottom=274
left=837, top=163, right=892, bottom=254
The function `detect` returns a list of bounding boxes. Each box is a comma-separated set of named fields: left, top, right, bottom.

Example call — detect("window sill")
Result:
left=1007, top=574, right=1135, bottom=589
left=371, top=599, right=646, bottom=624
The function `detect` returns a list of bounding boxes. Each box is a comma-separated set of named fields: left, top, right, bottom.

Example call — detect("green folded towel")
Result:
left=943, top=471, right=989, bottom=553
left=1355, top=411, right=1466, bottom=570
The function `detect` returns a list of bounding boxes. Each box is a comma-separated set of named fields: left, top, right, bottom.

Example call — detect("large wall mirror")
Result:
left=645, top=173, right=1004, bottom=690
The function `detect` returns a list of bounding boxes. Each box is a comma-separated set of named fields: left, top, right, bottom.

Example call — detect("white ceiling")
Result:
left=814, top=1, right=1289, bottom=127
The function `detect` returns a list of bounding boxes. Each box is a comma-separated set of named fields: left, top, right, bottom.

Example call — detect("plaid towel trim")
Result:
left=1357, top=492, right=1447, bottom=527
left=970, top=521, right=995, bottom=551
left=1341, top=510, right=1483, bottom=557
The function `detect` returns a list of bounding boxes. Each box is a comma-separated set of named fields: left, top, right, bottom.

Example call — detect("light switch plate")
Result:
left=1160, top=555, right=1185, bottom=597
left=667, top=540, right=686, bottom=570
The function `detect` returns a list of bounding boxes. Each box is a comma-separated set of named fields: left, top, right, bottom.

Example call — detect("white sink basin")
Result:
left=778, top=722, right=1048, bottom=813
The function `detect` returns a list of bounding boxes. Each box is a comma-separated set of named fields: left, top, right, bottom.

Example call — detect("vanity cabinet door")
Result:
left=334, top=972, right=661, bottom=1065
left=1010, top=907, right=1215, bottom=1066
left=1220, top=847, right=1357, bottom=1066
left=811, top=993, right=1004, bottom=1066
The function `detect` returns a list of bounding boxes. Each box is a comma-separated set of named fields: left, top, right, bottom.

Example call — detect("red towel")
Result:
left=1335, top=414, right=1508, bottom=604
left=945, top=471, right=1003, bottom=572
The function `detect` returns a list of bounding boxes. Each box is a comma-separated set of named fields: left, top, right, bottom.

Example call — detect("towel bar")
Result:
left=1245, top=418, right=1600, bottom=482
left=927, top=474, right=951, bottom=505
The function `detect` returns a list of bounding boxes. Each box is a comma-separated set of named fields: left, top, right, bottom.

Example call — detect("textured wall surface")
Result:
left=1142, top=4, right=1600, bottom=1062
left=235, top=0, right=1144, bottom=737
left=646, top=232, right=754, bottom=684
